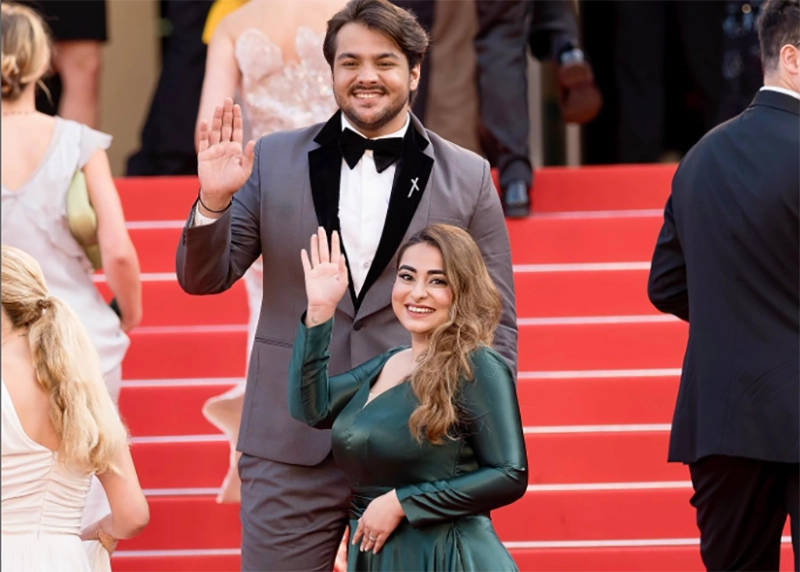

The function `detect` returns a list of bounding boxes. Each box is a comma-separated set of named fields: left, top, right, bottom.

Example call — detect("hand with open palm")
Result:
left=302, top=228, right=349, bottom=328
left=197, top=98, right=257, bottom=214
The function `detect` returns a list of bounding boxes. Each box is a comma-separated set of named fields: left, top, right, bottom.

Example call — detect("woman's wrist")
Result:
left=305, top=305, right=336, bottom=328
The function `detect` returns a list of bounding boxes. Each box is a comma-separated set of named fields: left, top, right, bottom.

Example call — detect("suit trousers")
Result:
left=238, top=452, right=350, bottom=571
left=689, top=455, right=799, bottom=571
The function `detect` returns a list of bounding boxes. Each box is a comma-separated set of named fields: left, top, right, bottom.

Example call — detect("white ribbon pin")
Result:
left=408, top=177, right=420, bottom=198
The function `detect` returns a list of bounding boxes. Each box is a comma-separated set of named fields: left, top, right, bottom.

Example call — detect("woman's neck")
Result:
left=410, top=333, right=429, bottom=363
left=1, top=86, right=37, bottom=115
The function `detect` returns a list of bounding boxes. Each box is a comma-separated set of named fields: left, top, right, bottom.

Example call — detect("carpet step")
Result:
left=120, top=321, right=688, bottom=379
left=120, top=215, right=662, bottom=273
left=118, top=375, right=678, bottom=437
left=111, top=544, right=795, bottom=572
left=130, top=432, right=686, bottom=490
left=117, top=488, right=701, bottom=551
left=98, top=268, right=658, bottom=328
left=116, top=167, right=673, bottom=222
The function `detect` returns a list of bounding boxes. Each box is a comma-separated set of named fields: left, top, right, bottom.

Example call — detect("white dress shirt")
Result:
left=338, top=114, right=409, bottom=295
left=195, top=112, right=410, bottom=296
left=759, top=86, right=800, bottom=101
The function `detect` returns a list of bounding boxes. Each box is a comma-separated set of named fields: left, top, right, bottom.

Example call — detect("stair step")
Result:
left=116, top=488, right=703, bottom=551
left=116, top=167, right=672, bottom=222
left=119, top=375, right=678, bottom=437
left=98, top=268, right=658, bottom=328
left=120, top=215, right=663, bottom=273
left=130, top=432, right=686, bottom=490
left=111, top=544, right=795, bottom=572
left=120, top=321, right=689, bottom=379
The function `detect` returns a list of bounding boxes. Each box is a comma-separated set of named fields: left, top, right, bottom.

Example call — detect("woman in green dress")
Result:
left=288, top=224, right=527, bottom=571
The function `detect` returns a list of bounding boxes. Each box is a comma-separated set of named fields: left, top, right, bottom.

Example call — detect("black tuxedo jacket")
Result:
left=648, top=89, right=800, bottom=464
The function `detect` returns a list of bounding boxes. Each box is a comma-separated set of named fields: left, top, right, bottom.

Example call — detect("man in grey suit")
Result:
left=176, top=0, right=517, bottom=569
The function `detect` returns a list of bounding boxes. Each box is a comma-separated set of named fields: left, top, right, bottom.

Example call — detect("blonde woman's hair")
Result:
left=1, top=246, right=127, bottom=474
left=1, top=2, right=52, bottom=101
left=397, top=224, right=503, bottom=444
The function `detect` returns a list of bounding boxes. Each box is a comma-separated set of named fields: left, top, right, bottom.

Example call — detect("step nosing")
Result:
left=112, top=537, right=793, bottom=557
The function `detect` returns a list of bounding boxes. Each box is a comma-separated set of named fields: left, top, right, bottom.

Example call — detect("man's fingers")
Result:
left=233, top=104, right=244, bottom=144
left=198, top=120, right=210, bottom=153
left=318, top=227, right=330, bottom=263
left=243, top=139, right=256, bottom=158
left=301, top=249, right=311, bottom=273
left=209, top=105, right=222, bottom=146
left=221, top=99, right=234, bottom=142
left=339, top=254, right=347, bottom=281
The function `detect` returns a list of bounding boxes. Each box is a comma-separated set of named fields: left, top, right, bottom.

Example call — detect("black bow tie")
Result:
left=340, top=128, right=404, bottom=173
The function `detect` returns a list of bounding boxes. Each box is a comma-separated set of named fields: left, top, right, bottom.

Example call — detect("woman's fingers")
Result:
left=310, top=234, right=320, bottom=267
left=300, top=249, right=311, bottom=273
left=372, top=533, right=386, bottom=554
left=351, top=520, right=364, bottom=545
left=331, top=230, right=341, bottom=262
left=318, top=227, right=330, bottom=264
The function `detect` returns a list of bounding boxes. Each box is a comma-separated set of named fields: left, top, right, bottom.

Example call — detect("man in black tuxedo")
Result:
left=648, top=1, right=799, bottom=569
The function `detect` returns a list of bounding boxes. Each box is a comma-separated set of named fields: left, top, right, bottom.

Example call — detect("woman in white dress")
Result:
left=1, top=1, right=143, bottom=536
left=195, top=0, right=342, bottom=504
left=1, top=246, right=150, bottom=572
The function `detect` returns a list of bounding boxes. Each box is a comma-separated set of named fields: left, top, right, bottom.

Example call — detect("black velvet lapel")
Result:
left=308, top=110, right=343, bottom=232
left=356, top=122, right=434, bottom=308
left=308, top=111, right=359, bottom=308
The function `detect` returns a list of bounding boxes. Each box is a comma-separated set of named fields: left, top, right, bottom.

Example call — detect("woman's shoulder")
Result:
left=469, top=346, right=513, bottom=380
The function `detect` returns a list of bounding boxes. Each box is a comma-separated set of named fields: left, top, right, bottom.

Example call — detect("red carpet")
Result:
left=111, top=165, right=794, bottom=571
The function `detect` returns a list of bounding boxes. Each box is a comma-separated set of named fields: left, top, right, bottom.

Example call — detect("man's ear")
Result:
left=409, top=63, right=421, bottom=92
left=780, top=44, right=800, bottom=76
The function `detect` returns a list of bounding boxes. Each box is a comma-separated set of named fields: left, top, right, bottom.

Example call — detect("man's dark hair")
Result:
left=758, top=0, right=800, bottom=73
left=323, top=0, right=430, bottom=71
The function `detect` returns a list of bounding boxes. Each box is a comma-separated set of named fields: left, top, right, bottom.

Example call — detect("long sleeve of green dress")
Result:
left=288, top=316, right=400, bottom=430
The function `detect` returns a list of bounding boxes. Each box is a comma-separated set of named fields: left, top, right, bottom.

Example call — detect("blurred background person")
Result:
left=392, top=0, right=600, bottom=217
left=1, top=1, right=142, bottom=405
left=194, top=0, right=341, bottom=504
left=1, top=245, right=150, bottom=572
left=17, top=0, right=107, bottom=128
left=126, top=0, right=214, bottom=176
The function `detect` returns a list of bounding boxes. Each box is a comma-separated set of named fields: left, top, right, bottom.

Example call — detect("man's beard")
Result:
left=336, top=87, right=410, bottom=134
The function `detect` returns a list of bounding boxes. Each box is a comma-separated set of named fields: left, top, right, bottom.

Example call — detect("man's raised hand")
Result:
left=197, top=98, right=256, bottom=213
left=302, top=228, right=349, bottom=327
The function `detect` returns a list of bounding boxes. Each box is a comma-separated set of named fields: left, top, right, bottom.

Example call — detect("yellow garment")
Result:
left=202, top=0, right=248, bottom=44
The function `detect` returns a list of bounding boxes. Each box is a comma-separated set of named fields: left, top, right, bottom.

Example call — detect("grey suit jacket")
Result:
left=176, top=112, right=517, bottom=466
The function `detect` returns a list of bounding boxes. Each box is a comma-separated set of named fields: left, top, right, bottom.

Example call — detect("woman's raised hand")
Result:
left=301, top=228, right=349, bottom=327
left=196, top=98, right=256, bottom=214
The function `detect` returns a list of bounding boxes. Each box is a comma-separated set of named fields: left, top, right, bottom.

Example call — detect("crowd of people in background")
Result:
left=1, top=0, right=798, bottom=571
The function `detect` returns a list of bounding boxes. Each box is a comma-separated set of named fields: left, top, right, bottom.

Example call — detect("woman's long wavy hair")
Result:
left=398, top=224, right=503, bottom=444
left=1, top=246, right=127, bottom=474
left=1, top=3, right=52, bottom=101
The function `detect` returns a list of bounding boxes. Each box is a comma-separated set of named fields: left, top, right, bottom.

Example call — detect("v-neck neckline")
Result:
left=359, top=347, right=410, bottom=412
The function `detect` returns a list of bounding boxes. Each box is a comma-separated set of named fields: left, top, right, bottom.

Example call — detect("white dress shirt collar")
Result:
left=760, top=86, right=800, bottom=101
left=341, top=112, right=411, bottom=140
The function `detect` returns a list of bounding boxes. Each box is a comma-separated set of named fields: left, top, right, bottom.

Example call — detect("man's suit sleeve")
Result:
left=176, top=139, right=263, bottom=295
left=648, top=193, right=689, bottom=321
left=469, top=159, right=519, bottom=375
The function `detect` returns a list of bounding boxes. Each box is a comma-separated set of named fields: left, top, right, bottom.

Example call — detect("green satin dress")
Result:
left=288, top=318, right=528, bottom=571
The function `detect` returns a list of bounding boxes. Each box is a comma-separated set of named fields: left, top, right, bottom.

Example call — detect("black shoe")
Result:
left=502, top=180, right=530, bottom=218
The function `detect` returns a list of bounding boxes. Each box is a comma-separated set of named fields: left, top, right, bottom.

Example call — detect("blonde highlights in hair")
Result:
left=399, top=225, right=503, bottom=444
left=1, top=2, right=52, bottom=101
left=1, top=246, right=127, bottom=474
